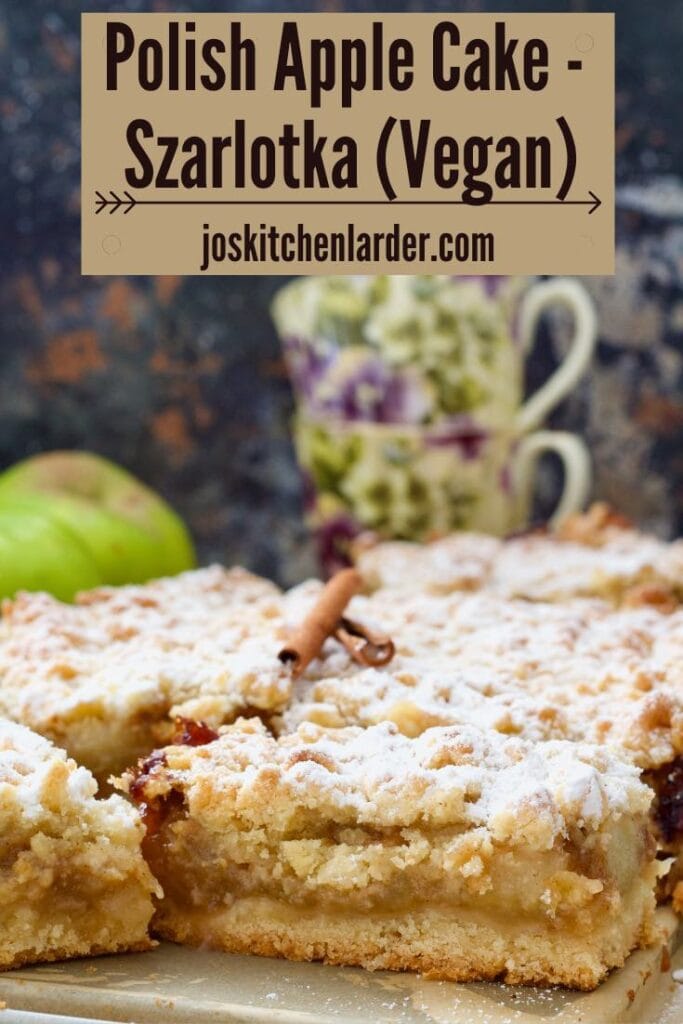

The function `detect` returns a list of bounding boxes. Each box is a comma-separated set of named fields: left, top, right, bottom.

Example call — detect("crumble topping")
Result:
left=491, top=531, right=683, bottom=603
left=123, top=717, right=652, bottom=842
left=0, top=567, right=296, bottom=735
left=0, top=718, right=151, bottom=850
left=355, top=506, right=683, bottom=603
left=355, top=533, right=501, bottom=595
left=283, top=589, right=683, bottom=770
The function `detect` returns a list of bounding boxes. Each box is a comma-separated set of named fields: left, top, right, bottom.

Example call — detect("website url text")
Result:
left=199, top=221, right=495, bottom=270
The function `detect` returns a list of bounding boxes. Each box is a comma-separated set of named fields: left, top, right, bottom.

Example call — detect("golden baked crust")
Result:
left=0, top=718, right=160, bottom=970
left=355, top=504, right=683, bottom=606
left=0, top=566, right=294, bottom=777
left=153, top=892, right=658, bottom=991
left=119, top=718, right=660, bottom=989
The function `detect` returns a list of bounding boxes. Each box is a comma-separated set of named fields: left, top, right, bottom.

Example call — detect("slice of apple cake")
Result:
left=280, top=584, right=683, bottom=895
left=0, top=718, right=159, bottom=970
left=119, top=717, right=661, bottom=990
left=0, top=566, right=295, bottom=778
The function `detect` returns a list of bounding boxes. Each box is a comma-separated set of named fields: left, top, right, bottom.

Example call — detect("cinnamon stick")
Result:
left=334, top=616, right=395, bottom=668
left=278, top=568, right=363, bottom=678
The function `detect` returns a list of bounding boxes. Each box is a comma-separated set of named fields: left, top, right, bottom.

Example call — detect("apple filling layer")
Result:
left=0, top=848, right=155, bottom=970
left=141, top=814, right=656, bottom=930
left=120, top=718, right=661, bottom=990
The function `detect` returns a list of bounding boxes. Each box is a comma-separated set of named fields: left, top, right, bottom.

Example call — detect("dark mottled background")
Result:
left=1, top=0, right=682, bottom=584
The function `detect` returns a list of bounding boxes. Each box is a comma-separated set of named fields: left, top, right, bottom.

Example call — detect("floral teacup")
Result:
left=293, top=417, right=589, bottom=571
left=272, top=275, right=595, bottom=569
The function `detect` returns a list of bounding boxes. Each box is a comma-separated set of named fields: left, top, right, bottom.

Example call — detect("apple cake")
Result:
left=119, top=717, right=661, bottom=990
left=280, top=585, right=683, bottom=878
left=0, top=566, right=297, bottom=778
left=0, top=718, right=159, bottom=970
left=355, top=503, right=683, bottom=607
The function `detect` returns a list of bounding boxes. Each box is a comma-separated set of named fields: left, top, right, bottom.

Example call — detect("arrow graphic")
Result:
left=588, top=190, right=601, bottom=215
left=94, top=190, right=136, bottom=215
left=95, top=190, right=602, bottom=214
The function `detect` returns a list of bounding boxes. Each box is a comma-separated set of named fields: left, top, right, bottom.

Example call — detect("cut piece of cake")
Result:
left=0, top=566, right=295, bottom=778
left=280, top=587, right=683, bottom=878
left=119, top=718, right=661, bottom=990
left=0, top=718, right=159, bottom=970
left=355, top=504, right=683, bottom=607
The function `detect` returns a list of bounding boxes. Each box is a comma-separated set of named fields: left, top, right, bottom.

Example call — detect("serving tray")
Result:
left=0, top=910, right=681, bottom=1024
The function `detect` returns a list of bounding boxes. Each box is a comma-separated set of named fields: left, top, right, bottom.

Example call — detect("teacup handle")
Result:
left=512, top=430, right=591, bottom=525
left=515, top=278, right=597, bottom=434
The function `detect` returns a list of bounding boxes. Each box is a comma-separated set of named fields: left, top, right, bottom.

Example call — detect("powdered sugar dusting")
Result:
left=0, top=718, right=142, bottom=837
left=155, top=718, right=651, bottom=836
left=284, top=587, right=683, bottom=771
left=0, top=566, right=294, bottom=736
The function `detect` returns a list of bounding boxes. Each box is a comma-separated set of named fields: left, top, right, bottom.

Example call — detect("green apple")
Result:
left=0, top=451, right=196, bottom=589
left=0, top=497, right=103, bottom=601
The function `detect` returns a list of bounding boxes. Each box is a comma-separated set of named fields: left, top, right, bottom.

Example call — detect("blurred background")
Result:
left=1, top=0, right=682, bottom=585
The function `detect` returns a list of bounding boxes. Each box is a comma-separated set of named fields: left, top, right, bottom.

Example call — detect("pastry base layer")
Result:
left=1, top=938, right=153, bottom=973
left=153, top=887, right=658, bottom=991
